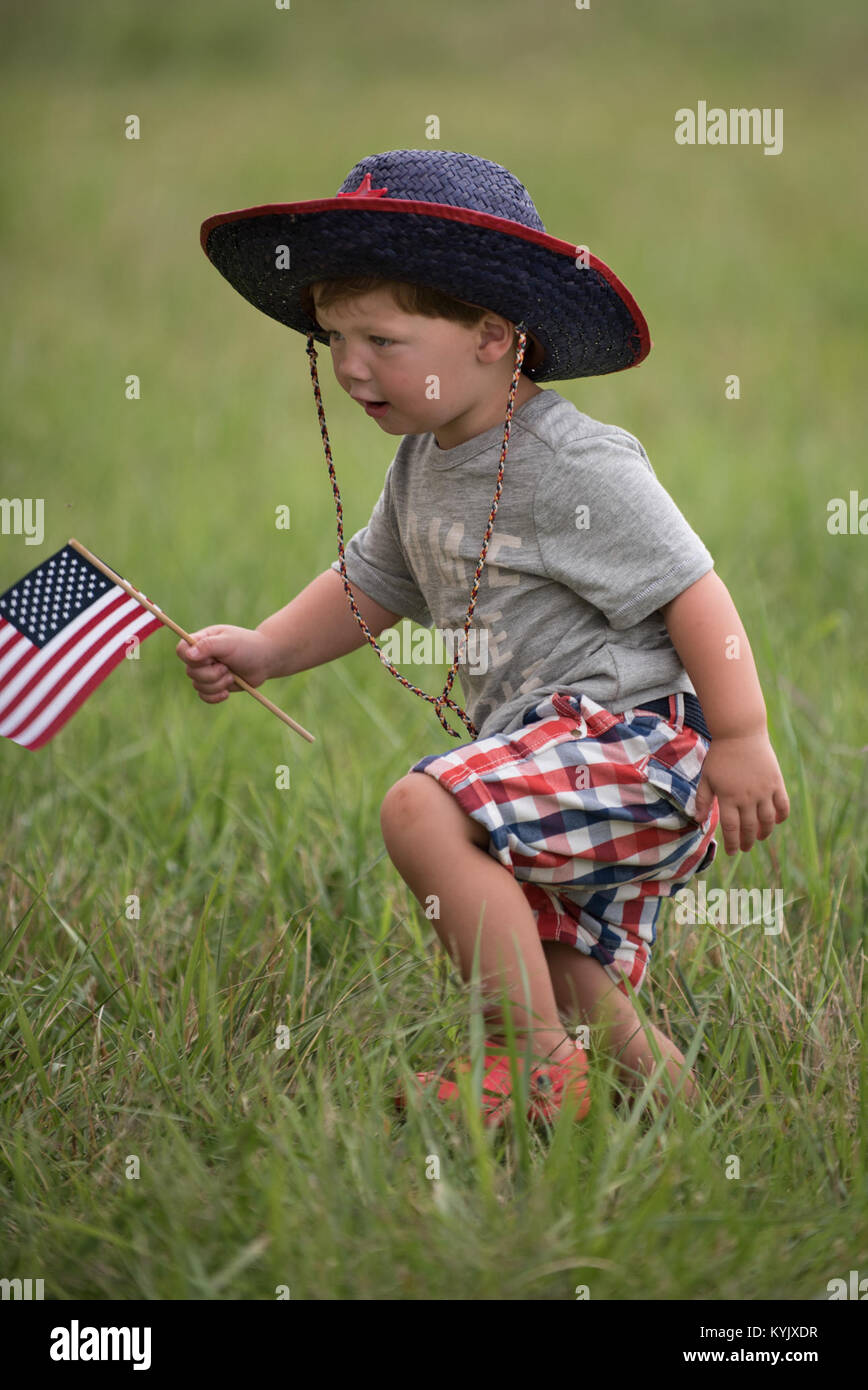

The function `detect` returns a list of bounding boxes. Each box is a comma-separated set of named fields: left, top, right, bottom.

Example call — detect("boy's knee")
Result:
left=380, top=772, right=433, bottom=845
left=380, top=772, right=489, bottom=851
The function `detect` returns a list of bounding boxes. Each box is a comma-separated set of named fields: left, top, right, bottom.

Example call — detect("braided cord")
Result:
left=305, top=325, right=528, bottom=740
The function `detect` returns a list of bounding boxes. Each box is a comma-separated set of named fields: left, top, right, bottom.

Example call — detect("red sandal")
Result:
left=527, top=1048, right=591, bottom=1124
left=394, top=1047, right=515, bottom=1127
left=394, top=1042, right=590, bottom=1127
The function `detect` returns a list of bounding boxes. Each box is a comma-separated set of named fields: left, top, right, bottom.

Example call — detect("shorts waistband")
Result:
left=520, top=690, right=713, bottom=743
left=633, top=693, right=712, bottom=742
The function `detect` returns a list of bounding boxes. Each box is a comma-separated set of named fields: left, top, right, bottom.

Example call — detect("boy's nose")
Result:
left=335, top=354, right=366, bottom=383
left=340, top=363, right=377, bottom=393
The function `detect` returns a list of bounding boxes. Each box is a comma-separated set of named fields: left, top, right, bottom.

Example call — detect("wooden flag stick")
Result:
left=68, top=537, right=315, bottom=744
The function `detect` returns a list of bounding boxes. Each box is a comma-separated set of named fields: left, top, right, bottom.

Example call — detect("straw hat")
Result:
left=201, top=147, right=650, bottom=381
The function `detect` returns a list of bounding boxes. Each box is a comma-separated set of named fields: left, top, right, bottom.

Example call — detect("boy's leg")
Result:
left=380, top=772, right=575, bottom=1066
left=541, top=941, right=698, bottom=1106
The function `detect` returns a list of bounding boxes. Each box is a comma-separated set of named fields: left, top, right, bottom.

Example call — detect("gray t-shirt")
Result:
left=331, top=388, right=714, bottom=741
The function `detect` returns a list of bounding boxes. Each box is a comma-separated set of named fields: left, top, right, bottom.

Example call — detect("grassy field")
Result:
left=1, top=0, right=866, bottom=1300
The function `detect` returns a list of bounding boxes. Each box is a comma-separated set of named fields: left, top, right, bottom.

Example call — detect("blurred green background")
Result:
left=1, top=0, right=866, bottom=1302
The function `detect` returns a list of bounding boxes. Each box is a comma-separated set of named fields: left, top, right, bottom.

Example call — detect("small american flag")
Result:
left=0, top=543, right=163, bottom=750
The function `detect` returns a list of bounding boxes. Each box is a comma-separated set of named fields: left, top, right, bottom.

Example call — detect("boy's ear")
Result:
left=477, top=313, right=542, bottom=370
left=476, top=313, right=519, bottom=361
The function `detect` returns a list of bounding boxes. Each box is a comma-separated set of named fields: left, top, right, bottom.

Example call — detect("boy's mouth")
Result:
left=361, top=400, right=390, bottom=418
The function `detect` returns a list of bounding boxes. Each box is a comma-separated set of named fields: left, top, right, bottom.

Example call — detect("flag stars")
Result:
left=1, top=548, right=117, bottom=646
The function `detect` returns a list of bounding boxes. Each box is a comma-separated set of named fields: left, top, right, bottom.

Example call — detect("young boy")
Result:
left=179, top=149, right=789, bottom=1124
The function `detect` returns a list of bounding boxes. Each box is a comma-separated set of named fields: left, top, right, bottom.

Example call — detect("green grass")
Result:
left=1, top=0, right=866, bottom=1299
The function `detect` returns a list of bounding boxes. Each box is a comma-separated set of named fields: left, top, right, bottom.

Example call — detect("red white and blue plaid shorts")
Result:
left=409, top=690, right=719, bottom=997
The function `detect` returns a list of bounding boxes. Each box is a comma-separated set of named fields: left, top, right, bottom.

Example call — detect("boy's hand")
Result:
left=175, top=625, right=276, bottom=703
left=694, top=731, right=790, bottom=855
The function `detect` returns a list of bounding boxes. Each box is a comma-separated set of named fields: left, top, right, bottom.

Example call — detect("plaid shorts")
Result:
left=409, top=690, right=719, bottom=996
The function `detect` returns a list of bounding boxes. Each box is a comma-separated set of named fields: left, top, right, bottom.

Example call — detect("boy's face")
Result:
left=312, top=285, right=535, bottom=449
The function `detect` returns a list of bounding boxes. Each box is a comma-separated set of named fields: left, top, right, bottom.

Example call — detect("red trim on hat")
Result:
left=200, top=196, right=651, bottom=365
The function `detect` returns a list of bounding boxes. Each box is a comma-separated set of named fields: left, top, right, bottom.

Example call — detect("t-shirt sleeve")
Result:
left=329, top=461, right=433, bottom=627
left=534, top=431, right=714, bottom=630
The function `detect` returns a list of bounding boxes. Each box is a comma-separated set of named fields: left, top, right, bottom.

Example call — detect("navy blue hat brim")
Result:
left=200, top=196, right=651, bottom=381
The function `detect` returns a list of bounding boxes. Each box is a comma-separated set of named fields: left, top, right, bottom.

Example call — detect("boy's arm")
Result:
left=660, top=569, right=790, bottom=854
left=257, top=566, right=401, bottom=677
left=176, top=567, right=401, bottom=703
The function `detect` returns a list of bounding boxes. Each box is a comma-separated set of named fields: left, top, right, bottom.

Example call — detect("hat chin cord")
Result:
left=305, top=324, right=529, bottom=741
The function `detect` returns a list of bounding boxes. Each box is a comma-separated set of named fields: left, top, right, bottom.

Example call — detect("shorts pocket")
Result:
left=638, top=730, right=712, bottom=827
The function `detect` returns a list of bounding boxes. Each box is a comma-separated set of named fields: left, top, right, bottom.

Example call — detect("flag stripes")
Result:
left=0, top=545, right=163, bottom=750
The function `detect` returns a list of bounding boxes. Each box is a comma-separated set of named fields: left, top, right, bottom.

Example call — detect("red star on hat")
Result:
left=336, top=172, right=388, bottom=199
